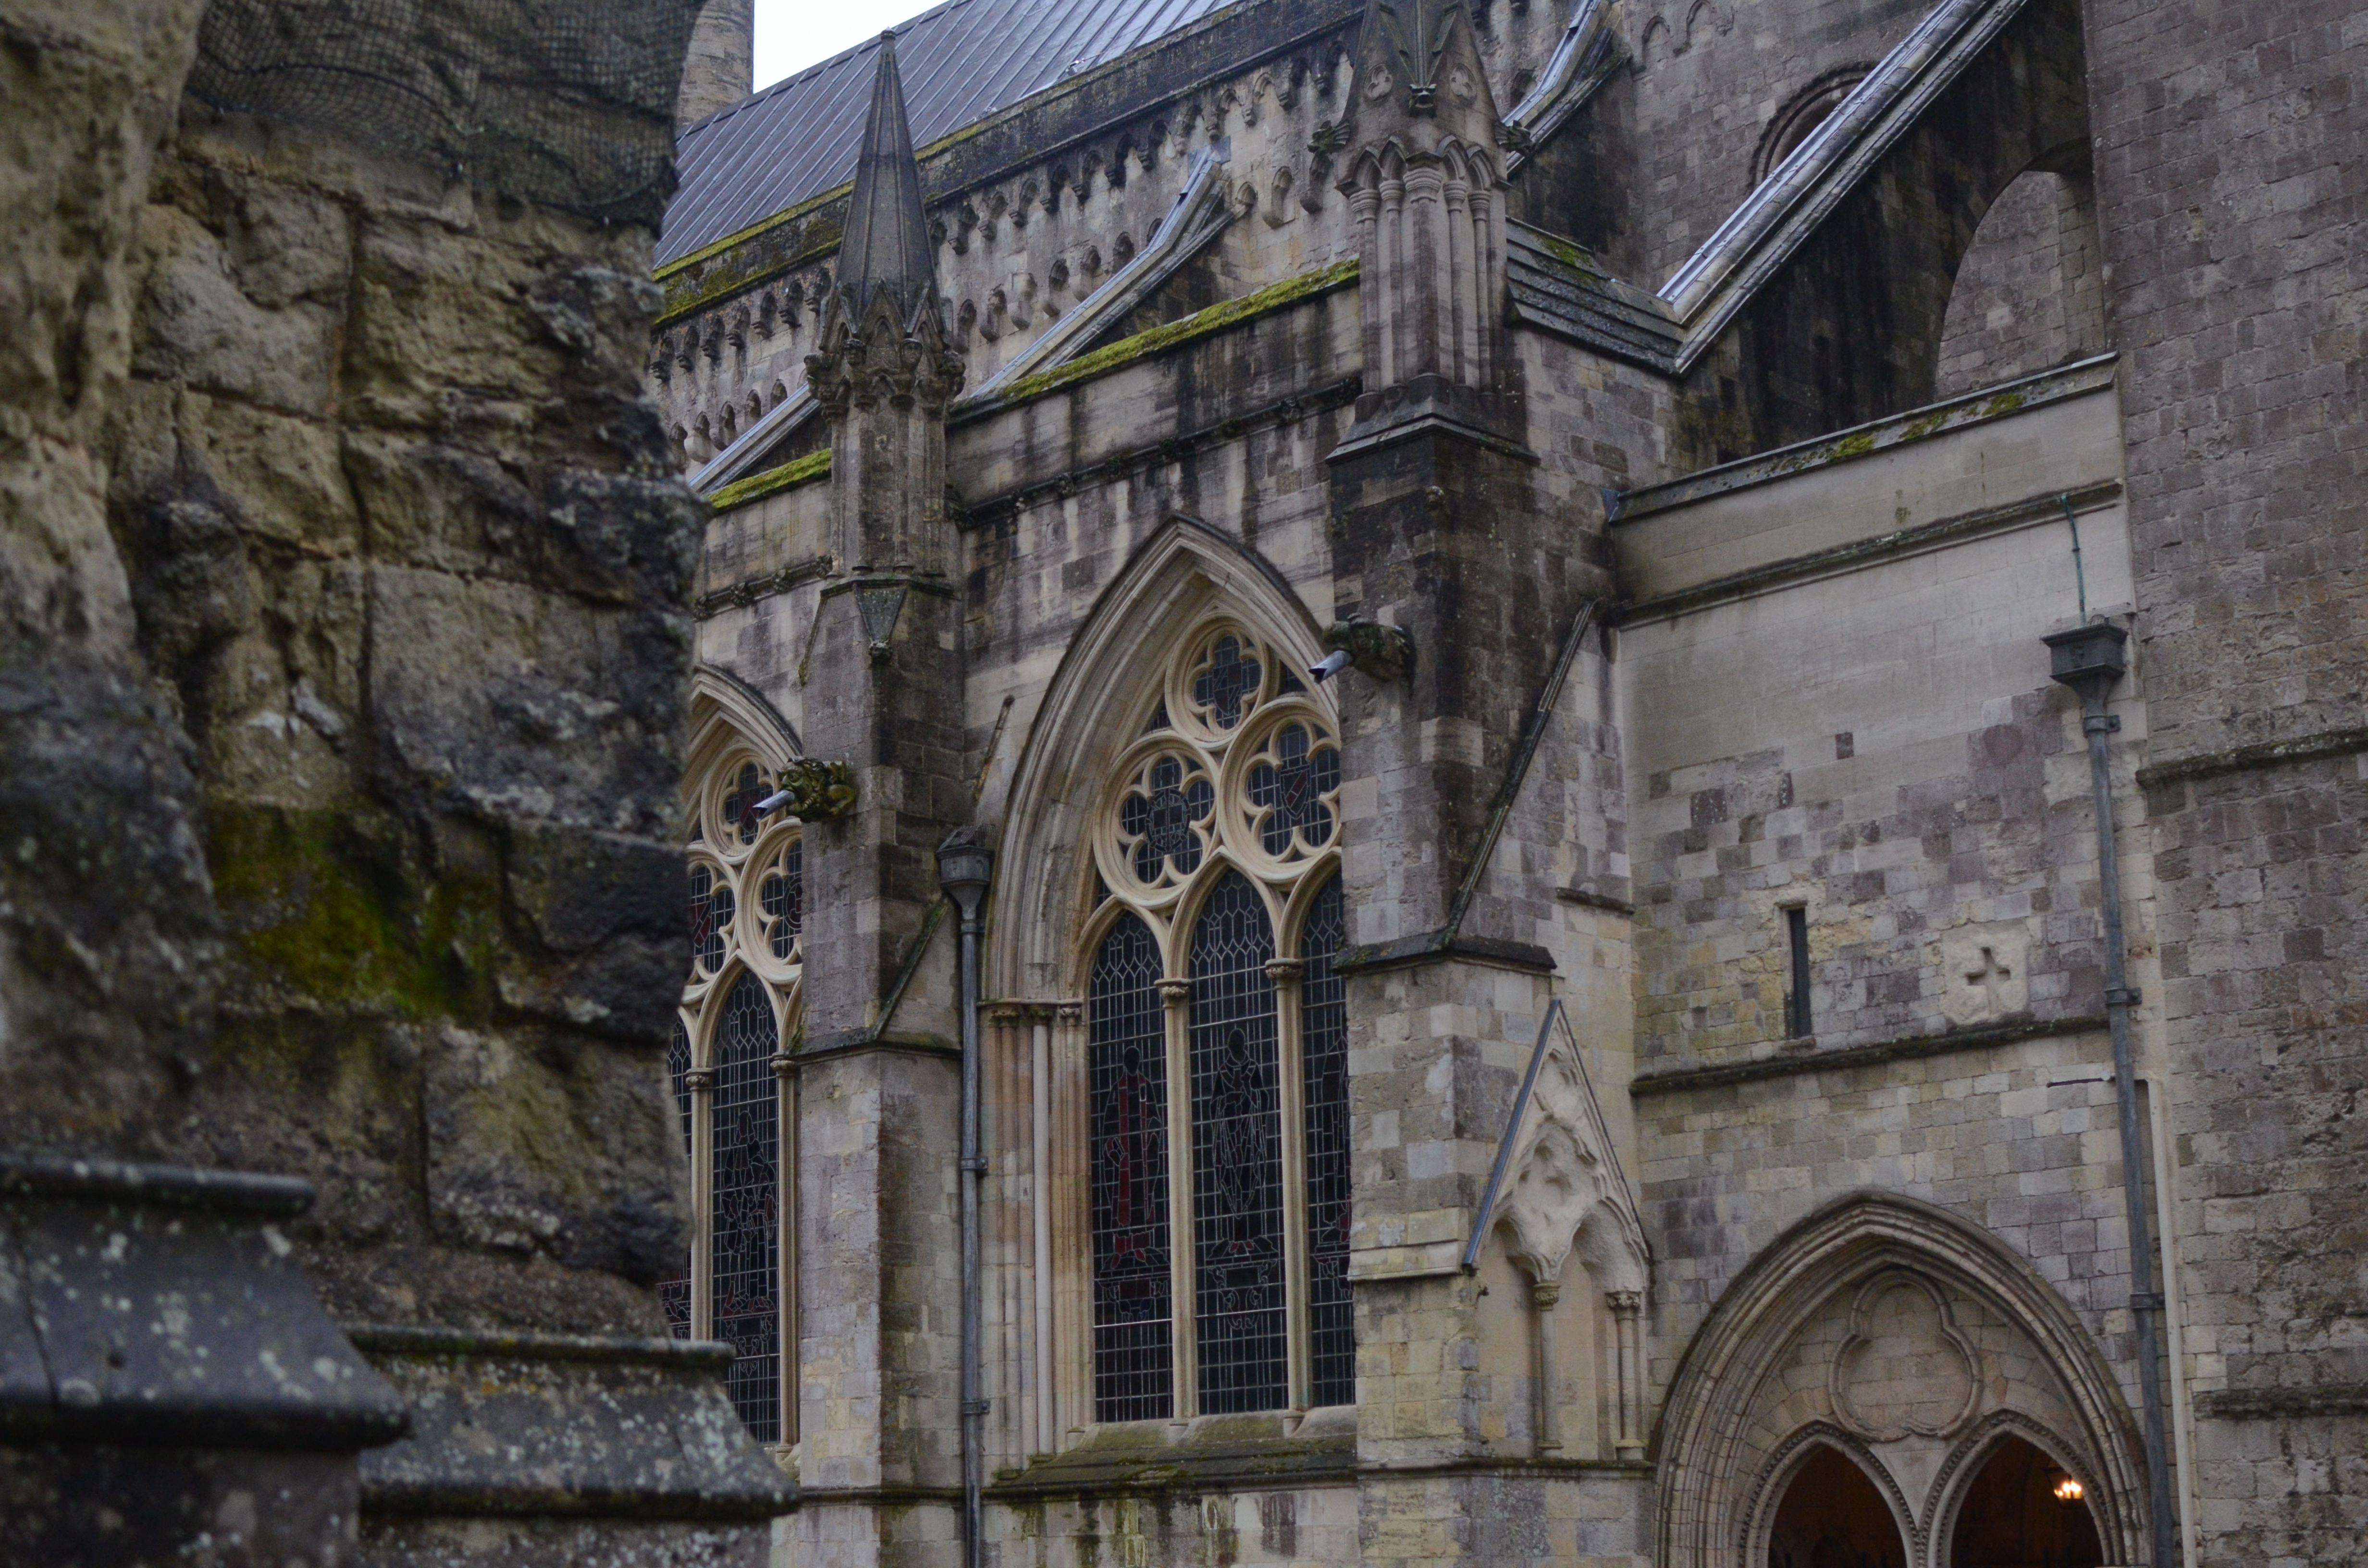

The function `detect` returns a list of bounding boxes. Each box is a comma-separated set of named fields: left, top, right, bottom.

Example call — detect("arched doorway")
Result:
left=1769, top=1446, right=1907, bottom=1568
left=1948, top=1434, right=2104, bottom=1568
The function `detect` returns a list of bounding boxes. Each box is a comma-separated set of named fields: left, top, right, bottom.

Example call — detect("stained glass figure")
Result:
left=723, top=760, right=767, bottom=845
left=1188, top=872, right=1287, bottom=1413
left=1298, top=879, right=1355, bottom=1406
left=1248, top=721, right=1342, bottom=857
left=661, top=1017, right=694, bottom=1340
left=710, top=975, right=781, bottom=1443
left=1089, top=915, right=1173, bottom=1421
left=1192, top=634, right=1262, bottom=729
left=1119, top=755, right=1212, bottom=883
left=690, top=862, right=734, bottom=975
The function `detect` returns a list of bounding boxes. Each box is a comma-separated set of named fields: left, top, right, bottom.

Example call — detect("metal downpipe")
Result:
left=2045, top=624, right=2177, bottom=1568
left=937, top=832, right=994, bottom=1568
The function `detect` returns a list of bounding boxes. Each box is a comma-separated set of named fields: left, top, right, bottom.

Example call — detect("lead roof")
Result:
left=658, top=0, right=1229, bottom=268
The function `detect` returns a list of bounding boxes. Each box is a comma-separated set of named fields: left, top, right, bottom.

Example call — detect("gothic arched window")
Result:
left=666, top=725, right=805, bottom=1450
left=1084, top=618, right=1353, bottom=1421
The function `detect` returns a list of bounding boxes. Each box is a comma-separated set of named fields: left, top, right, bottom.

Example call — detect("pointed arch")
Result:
left=690, top=663, right=802, bottom=779
left=1746, top=1425, right=1922, bottom=1568
left=987, top=516, right=1328, bottom=999
left=1655, top=1191, right=2146, bottom=1568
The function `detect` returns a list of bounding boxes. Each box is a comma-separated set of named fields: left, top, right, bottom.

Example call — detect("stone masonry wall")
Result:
left=2086, top=0, right=2368, bottom=1560
left=0, top=0, right=217, bottom=1157
left=106, top=102, right=708, bottom=1334
left=1934, top=167, right=2108, bottom=399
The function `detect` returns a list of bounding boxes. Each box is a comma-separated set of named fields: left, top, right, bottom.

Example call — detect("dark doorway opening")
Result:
left=1949, top=1434, right=2105, bottom=1568
left=1769, top=1445, right=1907, bottom=1568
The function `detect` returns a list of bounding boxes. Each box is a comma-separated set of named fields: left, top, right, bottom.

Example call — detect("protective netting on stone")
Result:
left=183, top=0, right=705, bottom=224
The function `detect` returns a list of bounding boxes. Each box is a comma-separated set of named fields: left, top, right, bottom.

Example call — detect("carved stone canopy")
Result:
left=1490, top=1004, right=1649, bottom=1294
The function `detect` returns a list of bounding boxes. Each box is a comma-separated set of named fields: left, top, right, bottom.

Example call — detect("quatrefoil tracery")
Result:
left=1093, top=621, right=1343, bottom=931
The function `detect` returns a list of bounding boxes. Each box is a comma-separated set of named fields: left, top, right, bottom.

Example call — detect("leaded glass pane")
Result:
left=1089, top=915, right=1172, bottom=1421
left=724, top=760, right=766, bottom=845
left=1299, top=878, right=1355, bottom=1407
left=760, top=836, right=802, bottom=961
left=690, top=862, right=733, bottom=975
left=711, top=975, right=781, bottom=1443
left=1192, top=634, right=1262, bottom=729
left=1189, top=872, right=1286, bottom=1413
left=661, top=1017, right=694, bottom=1340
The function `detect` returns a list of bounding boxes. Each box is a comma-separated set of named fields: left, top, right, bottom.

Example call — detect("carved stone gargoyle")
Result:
left=775, top=758, right=858, bottom=821
left=1323, top=619, right=1416, bottom=681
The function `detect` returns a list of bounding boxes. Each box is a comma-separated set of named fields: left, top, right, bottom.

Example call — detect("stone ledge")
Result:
left=1629, top=1013, right=2106, bottom=1096
left=2135, top=723, right=2368, bottom=790
left=353, top=1325, right=796, bottom=1521
left=1613, top=478, right=2124, bottom=625
left=2194, top=1385, right=2368, bottom=1420
left=1615, top=354, right=2120, bottom=521
left=1334, top=931, right=1558, bottom=978
left=0, top=1157, right=408, bottom=1453
left=995, top=1409, right=1357, bottom=1496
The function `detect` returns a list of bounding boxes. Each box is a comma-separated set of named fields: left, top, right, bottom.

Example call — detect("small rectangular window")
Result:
left=1786, top=907, right=1813, bottom=1040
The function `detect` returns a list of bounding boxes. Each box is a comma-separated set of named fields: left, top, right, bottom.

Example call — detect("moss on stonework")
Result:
left=710, top=449, right=831, bottom=512
left=1899, top=408, right=1950, bottom=442
left=207, top=803, right=500, bottom=1021
left=1981, top=389, right=2027, bottom=418
left=1827, top=431, right=1877, bottom=460
left=988, top=257, right=1360, bottom=409
left=1536, top=230, right=1601, bottom=277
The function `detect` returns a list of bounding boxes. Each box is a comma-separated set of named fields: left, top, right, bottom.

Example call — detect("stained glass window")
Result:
left=677, top=735, right=804, bottom=1449
left=711, top=974, right=781, bottom=1443
left=1189, top=871, right=1287, bottom=1413
left=1299, top=878, right=1354, bottom=1407
left=1089, top=915, right=1173, bottom=1421
left=1086, top=620, right=1354, bottom=1423
left=662, top=1017, right=694, bottom=1340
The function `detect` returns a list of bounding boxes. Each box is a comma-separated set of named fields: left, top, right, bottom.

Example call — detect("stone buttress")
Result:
left=1323, top=0, right=1629, bottom=1562
left=795, top=36, right=974, bottom=1568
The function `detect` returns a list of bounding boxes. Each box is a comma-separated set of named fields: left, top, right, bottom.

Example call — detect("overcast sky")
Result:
left=756, top=0, right=942, bottom=89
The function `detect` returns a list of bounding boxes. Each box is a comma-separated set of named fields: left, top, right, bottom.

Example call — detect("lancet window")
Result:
left=665, top=736, right=804, bottom=1448
left=1084, top=620, right=1353, bottom=1421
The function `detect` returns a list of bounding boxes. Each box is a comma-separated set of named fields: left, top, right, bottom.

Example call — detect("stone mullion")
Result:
left=1159, top=974, right=1196, bottom=1419
left=1029, top=1004, right=1056, bottom=1457
left=686, top=1061, right=716, bottom=1340
left=984, top=1002, right=1025, bottom=1470
left=771, top=1045, right=798, bottom=1447
left=1269, top=955, right=1312, bottom=1412
left=1051, top=999, right=1089, bottom=1443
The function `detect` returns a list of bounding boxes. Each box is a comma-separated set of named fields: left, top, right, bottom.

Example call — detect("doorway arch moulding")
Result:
left=1654, top=1191, right=2147, bottom=1568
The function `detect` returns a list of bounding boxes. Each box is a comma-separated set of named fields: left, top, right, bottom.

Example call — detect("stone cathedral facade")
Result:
left=1, top=0, right=2352, bottom=1561
left=642, top=0, right=2368, bottom=1565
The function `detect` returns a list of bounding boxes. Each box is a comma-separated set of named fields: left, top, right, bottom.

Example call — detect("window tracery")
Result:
left=667, top=728, right=804, bottom=1450
left=1083, top=618, right=1352, bottom=1421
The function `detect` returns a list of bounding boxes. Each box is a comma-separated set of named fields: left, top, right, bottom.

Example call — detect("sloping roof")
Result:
left=658, top=0, right=1230, bottom=267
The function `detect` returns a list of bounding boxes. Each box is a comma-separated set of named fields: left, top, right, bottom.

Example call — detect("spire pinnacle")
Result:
left=839, top=32, right=936, bottom=310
